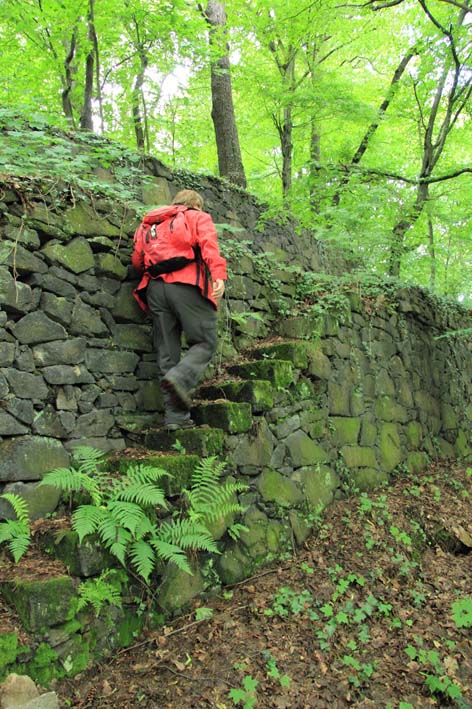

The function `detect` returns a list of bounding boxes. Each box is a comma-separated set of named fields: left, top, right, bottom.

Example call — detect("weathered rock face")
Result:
left=0, top=157, right=471, bottom=504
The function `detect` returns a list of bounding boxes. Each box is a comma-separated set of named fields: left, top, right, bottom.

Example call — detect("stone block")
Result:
left=230, top=419, right=275, bottom=472
left=374, top=395, right=408, bottom=423
left=0, top=481, right=61, bottom=521
left=199, top=379, right=274, bottom=413
left=157, top=560, right=204, bottom=613
left=0, top=577, right=76, bottom=631
left=41, top=237, right=95, bottom=274
left=43, top=531, right=116, bottom=577
left=406, top=451, right=430, bottom=474
left=293, top=464, right=339, bottom=513
left=348, top=468, right=389, bottom=492
left=118, top=453, right=200, bottom=496
left=13, top=312, right=67, bottom=345
left=227, top=359, right=294, bottom=389
left=0, top=436, right=70, bottom=482
left=406, top=421, right=422, bottom=449
left=145, top=427, right=225, bottom=457
left=340, top=446, right=377, bottom=468
left=33, top=338, right=87, bottom=366
left=329, top=417, right=361, bottom=446
left=257, top=469, right=304, bottom=508
left=192, top=401, right=252, bottom=434
left=276, top=314, right=323, bottom=339
left=42, top=365, right=94, bottom=385
left=285, top=430, right=328, bottom=467
left=113, top=323, right=153, bottom=353
left=328, top=381, right=351, bottom=416
left=379, top=422, right=402, bottom=472
left=85, top=349, right=139, bottom=374
left=94, top=253, right=127, bottom=280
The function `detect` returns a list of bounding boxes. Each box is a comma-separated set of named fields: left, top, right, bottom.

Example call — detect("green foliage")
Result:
left=40, top=448, right=241, bottom=582
left=0, top=494, right=31, bottom=562
left=451, top=597, right=472, bottom=629
left=228, top=675, right=258, bottom=708
left=184, top=456, right=248, bottom=532
left=405, top=642, right=464, bottom=703
left=77, top=572, right=123, bottom=617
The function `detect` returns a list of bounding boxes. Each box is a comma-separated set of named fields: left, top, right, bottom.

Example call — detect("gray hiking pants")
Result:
left=146, top=279, right=218, bottom=424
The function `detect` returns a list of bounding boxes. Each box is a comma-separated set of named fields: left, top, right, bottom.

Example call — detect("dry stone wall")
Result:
left=0, top=158, right=471, bottom=521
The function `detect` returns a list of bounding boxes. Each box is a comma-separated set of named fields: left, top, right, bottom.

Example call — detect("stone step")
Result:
left=248, top=340, right=319, bottom=370
left=198, top=379, right=273, bottom=413
left=191, top=401, right=252, bottom=434
left=144, top=426, right=225, bottom=457
left=116, top=452, right=201, bottom=496
left=226, top=359, right=294, bottom=389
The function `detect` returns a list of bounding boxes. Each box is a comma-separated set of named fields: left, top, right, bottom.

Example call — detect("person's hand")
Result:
left=212, top=279, right=225, bottom=299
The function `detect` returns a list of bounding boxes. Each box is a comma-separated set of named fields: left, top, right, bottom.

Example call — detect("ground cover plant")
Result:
left=52, top=459, right=472, bottom=708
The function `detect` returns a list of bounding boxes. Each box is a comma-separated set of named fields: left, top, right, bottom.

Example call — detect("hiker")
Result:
left=131, top=189, right=227, bottom=430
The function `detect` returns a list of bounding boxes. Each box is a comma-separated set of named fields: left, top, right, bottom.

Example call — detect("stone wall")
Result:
left=0, top=157, right=471, bottom=510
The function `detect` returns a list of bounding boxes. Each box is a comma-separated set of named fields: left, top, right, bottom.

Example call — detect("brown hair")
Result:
left=172, top=189, right=204, bottom=210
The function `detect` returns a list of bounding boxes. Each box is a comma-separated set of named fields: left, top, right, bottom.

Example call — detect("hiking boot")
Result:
left=161, top=376, right=192, bottom=411
left=164, top=419, right=196, bottom=432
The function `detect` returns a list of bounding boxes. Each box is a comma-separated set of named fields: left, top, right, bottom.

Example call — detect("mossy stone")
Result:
left=117, top=611, right=146, bottom=648
left=293, top=464, right=339, bottom=513
left=157, top=560, right=205, bottom=612
left=349, top=468, right=389, bottom=492
left=406, top=421, right=423, bottom=449
left=277, top=314, right=323, bottom=339
left=145, top=428, right=225, bottom=457
left=436, top=438, right=456, bottom=458
left=19, top=642, right=61, bottom=686
left=63, top=203, right=121, bottom=237
left=441, top=403, right=458, bottom=431
left=192, top=401, right=252, bottom=434
left=285, top=430, right=328, bottom=467
left=455, top=429, right=470, bottom=456
left=328, top=381, right=351, bottom=416
left=57, top=633, right=90, bottom=676
left=227, top=359, right=293, bottom=389
left=41, top=237, right=95, bottom=274
left=252, top=341, right=319, bottom=370
left=406, top=452, right=430, bottom=474
left=308, top=349, right=332, bottom=380
left=199, top=379, right=273, bottom=413
left=113, top=324, right=153, bottom=352
left=0, top=633, right=19, bottom=675
left=379, top=422, right=402, bottom=472
left=94, top=252, right=127, bottom=280
left=340, top=446, right=377, bottom=469
left=119, top=453, right=200, bottom=496
left=216, top=545, right=253, bottom=585
left=374, top=396, right=408, bottom=423
left=42, top=530, right=116, bottom=577
left=360, top=419, right=377, bottom=447
left=329, top=417, right=361, bottom=446
left=266, top=520, right=284, bottom=553
left=230, top=418, right=274, bottom=471
left=0, top=577, right=77, bottom=631
left=239, top=507, right=270, bottom=560
left=257, top=469, right=304, bottom=508
left=288, top=511, right=312, bottom=544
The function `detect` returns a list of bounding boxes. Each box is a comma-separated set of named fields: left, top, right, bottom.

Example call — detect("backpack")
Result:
left=135, top=205, right=211, bottom=296
left=138, top=205, right=197, bottom=277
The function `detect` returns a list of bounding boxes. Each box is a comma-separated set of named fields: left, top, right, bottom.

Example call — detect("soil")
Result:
left=47, top=460, right=472, bottom=709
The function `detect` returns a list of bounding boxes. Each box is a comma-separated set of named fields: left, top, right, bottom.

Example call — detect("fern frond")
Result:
left=107, top=501, right=146, bottom=534
left=73, top=446, right=106, bottom=476
left=126, top=464, right=170, bottom=486
left=0, top=520, right=31, bottom=561
left=158, top=519, right=219, bottom=553
left=128, top=539, right=155, bottom=581
left=150, top=539, right=192, bottom=575
left=8, top=531, right=31, bottom=563
left=72, top=505, right=106, bottom=543
left=77, top=574, right=123, bottom=616
left=40, top=468, right=102, bottom=506
left=134, top=515, right=157, bottom=539
left=109, top=528, right=133, bottom=566
left=190, top=456, right=224, bottom=491
left=0, top=493, right=30, bottom=524
left=115, top=482, right=168, bottom=510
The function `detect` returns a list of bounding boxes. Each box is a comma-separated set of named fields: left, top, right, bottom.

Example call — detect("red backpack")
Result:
left=136, top=204, right=197, bottom=277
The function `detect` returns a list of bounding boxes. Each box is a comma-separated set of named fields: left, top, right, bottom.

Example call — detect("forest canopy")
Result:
left=0, top=0, right=471, bottom=301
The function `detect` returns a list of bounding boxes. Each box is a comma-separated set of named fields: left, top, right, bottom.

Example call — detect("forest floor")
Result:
left=50, top=460, right=471, bottom=708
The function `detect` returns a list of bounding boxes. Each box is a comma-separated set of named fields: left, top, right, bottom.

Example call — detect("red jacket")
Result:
left=131, top=206, right=227, bottom=312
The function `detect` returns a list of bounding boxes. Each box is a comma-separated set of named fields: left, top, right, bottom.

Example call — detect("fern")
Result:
left=185, top=456, right=248, bottom=526
left=77, top=572, right=123, bottom=616
left=0, top=494, right=31, bottom=562
left=40, top=466, right=102, bottom=506
left=149, top=539, right=193, bottom=575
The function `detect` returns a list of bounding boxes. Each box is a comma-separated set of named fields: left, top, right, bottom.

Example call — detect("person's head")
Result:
left=172, top=189, right=204, bottom=210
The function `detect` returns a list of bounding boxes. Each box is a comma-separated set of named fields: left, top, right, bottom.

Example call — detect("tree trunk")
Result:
left=427, top=217, right=436, bottom=290
left=80, top=0, right=95, bottom=131
left=62, top=27, right=77, bottom=126
left=132, top=49, right=148, bottom=151
left=309, top=118, right=321, bottom=213
left=389, top=182, right=429, bottom=276
left=205, top=1, right=246, bottom=188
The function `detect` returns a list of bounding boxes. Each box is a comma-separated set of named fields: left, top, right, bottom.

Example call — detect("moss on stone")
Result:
left=277, top=314, right=323, bottom=339
left=42, top=237, right=95, bottom=274
left=455, top=429, right=471, bottom=456
left=406, top=451, right=430, bottom=474
left=257, top=469, right=304, bottom=508
left=0, top=633, right=18, bottom=676
left=340, top=446, right=377, bottom=469
left=406, top=421, right=423, bottom=450
left=374, top=396, right=408, bottom=423
left=285, top=430, right=328, bottom=467
left=42, top=530, right=116, bottom=577
left=0, top=577, right=77, bottom=632
left=119, top=453, right=200, bottom=496
left=192, top=401, right=252, bottom=434
left=94, top=252, right=127, bottom=279
left=145, top=428, right=225, bottom=457
left=349, top=468, right=389, bottom=492
left=293, top=465, right=339, bottom=513
left=216, top=545, right=253, bottom=585
left=117, top=612, right=146, bottom=648
left=328, top=381, right=351, bottom=416
left=288, top=511, right=312, bottom=544
left=329, top=417, right=361, bottom=446
left=307, top=349, right=332, bottom=380
left=19, top=642, right=61, bottom=686
left=157, top=560, right=205, bottom=612
left=227, top=359, right=293, bottom=389
left=379, top=422, right=402, bottom=472
left=200, top=379, right=273, bottom=413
